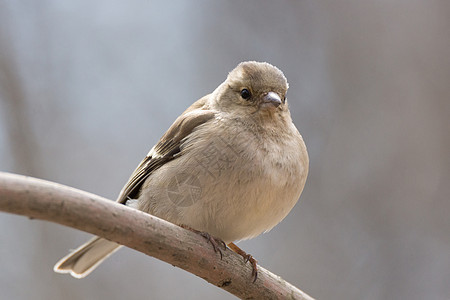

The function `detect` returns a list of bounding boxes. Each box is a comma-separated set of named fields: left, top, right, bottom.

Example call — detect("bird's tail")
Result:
left=54, top=237, right=122, bottom=278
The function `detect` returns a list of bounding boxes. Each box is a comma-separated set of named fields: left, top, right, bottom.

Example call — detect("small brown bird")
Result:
left=54, top=61, right=309, bottom=281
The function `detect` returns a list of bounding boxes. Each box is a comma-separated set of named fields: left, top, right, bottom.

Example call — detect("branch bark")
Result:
left=0, top=172, right=314, bottom=300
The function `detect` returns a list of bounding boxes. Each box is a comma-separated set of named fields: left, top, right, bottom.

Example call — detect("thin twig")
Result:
left=0, top=172, right=314, bottom=300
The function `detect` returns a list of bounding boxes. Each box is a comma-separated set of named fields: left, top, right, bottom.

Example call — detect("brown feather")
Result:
left=116, top=97, right=215, bottom=204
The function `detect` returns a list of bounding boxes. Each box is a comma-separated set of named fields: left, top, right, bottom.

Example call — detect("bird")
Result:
left=54, top=61, right=309, bottom=281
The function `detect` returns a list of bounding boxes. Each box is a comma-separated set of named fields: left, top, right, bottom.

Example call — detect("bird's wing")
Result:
left=116, top=97, right=214, bottom=204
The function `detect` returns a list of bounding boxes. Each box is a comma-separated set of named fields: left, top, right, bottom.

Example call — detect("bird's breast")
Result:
left=140, top=117, right=308, bottom=243
left=173, top=118, right=308, bottom=242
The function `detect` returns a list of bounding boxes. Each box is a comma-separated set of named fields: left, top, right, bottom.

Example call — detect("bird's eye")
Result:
left=240, top=88, right=251, bottom=100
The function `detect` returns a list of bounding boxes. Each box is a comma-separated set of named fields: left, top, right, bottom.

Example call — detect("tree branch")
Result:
left=0, top=172, right=314, bottom=300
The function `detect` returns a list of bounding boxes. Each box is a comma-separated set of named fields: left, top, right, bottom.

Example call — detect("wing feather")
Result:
left=116, top=97, right=214, bottom=204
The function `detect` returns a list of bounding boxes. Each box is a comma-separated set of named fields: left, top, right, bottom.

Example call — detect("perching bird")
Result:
left=54, top=61, right=309, bottom=281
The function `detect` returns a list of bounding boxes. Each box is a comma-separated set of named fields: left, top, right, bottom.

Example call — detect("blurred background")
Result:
left=0, top=1, right=449, bottom=299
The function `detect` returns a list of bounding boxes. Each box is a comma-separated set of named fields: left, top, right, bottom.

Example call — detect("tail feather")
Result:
left=54, top=237, right=121, bottom=278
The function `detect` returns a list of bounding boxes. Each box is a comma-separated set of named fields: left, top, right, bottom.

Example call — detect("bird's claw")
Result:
left=180, top=225, right=226, bottom=259
left=227, top=242, right=258, bottom=282
left=199, top=232, right=227, bottom=259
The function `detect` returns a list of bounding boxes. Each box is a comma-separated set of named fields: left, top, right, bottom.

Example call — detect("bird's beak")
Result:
left=262, top=92, right=282, bottom=108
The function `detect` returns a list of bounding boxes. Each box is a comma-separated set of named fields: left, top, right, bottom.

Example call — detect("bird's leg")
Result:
left=180, top=225, right=226, bottom=259
left=227, top=242, right=258, bottom=282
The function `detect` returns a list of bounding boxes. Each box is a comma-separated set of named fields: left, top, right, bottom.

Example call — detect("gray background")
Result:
left=1, top=1, right=449, bottom=299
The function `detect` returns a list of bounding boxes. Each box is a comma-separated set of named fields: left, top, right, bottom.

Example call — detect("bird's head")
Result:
left=212, top=61, right=290, bottom=117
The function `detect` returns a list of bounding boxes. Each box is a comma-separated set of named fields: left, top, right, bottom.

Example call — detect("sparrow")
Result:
left=54, top=61, right=309, bottom=281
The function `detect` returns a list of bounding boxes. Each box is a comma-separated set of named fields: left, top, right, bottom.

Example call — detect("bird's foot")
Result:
left=180, top=225, right=226, bottom=259
left=227, top=242, right=258, bottom=282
